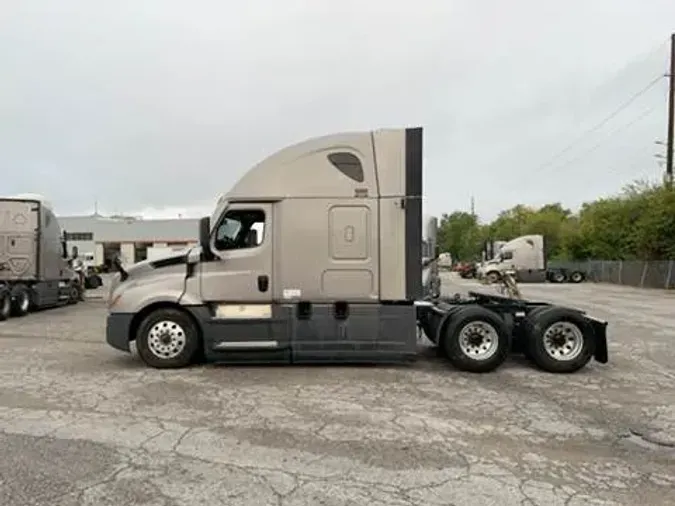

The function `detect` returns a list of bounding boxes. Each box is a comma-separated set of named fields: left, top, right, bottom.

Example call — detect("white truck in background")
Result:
left=477, top=234, right=586, bottom=284
left=477, top=234, right=547, bottom=283
left=0, top=194, right=82, bottom=320
left=482, top=240, right=507, bottom=263
left=437, top=252, right=453, bottom=270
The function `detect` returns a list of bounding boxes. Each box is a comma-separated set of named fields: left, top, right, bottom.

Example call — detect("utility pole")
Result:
left=666, top=32, right=675, bottom=188
left=470, top=196, right=475, bottom=218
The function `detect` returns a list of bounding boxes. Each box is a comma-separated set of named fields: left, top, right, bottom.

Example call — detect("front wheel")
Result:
left=136, top=308, right=201, bottom=369
left=485, top=271, right=501, bottom=284
left=0, top=292, right=11, bottom=321
left=11, top=285, right=32, bottom=317
left=67, top=282, right=81, bottom=304
left=440, top=305, right=511, bottom=373
left=522, top=307, right=595, bottom=373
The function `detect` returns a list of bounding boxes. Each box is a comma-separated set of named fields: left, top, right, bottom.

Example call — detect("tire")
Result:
left=10, top=285, right=31, bottom=317
left=0, top=291, right=11, bottom=321
left=422, top=306, right=464, bottom=347
left=439, top=305, right=511, bottom=373
left=521, top=306, right=595, bottom=373
left=513, top=305, right=550, bottom=358
left=569, top=271, right=585, bottom=283
left=486, top=271, right=500, bottom=284
left=67, top=283, right=80, bottom=304
left=85, top=275, right=101, bottom=289
left=549, top=271, right=566, bottom=283
left=136, top=308, right=201, bottom=369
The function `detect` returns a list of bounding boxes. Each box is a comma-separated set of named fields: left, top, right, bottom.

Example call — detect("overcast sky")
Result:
left=1, top=0, right=673, bottom=222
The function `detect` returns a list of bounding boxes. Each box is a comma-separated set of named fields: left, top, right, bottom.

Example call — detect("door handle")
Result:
left=257, top=275, right=269, bottom=293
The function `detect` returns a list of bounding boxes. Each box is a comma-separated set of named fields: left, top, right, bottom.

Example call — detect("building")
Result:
left=58, top=214, right=199, bottom=267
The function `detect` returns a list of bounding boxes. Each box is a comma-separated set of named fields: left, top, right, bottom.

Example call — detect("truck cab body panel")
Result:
left=105, top=127, right=427, bottom=364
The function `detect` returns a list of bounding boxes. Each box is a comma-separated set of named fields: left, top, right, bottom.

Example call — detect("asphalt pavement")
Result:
left=0, top=273, right=673, bottom=505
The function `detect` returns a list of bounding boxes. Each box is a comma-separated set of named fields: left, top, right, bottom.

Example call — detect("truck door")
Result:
left=199, top=202, right=288, bottom=359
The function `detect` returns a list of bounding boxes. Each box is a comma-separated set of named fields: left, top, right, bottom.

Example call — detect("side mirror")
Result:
left=199, top=216, right=215, bottom=260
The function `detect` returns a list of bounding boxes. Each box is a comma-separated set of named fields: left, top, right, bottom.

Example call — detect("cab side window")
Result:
left=214, top=209, right=266, bottom=251
left=501, top=251, right=514, bottom=260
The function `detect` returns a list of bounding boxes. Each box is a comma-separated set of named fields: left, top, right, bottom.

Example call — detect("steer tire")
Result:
left=485, top=271, right=501, bottom=284
left=136, top=308, right=201, bottom=369
left=10, top=285, right=32, bottom=317
left=522, top=306, right=595, bottom=373
left=0, top=292, right=11, bottom=321
left=440, top=305, right=511, bottom=373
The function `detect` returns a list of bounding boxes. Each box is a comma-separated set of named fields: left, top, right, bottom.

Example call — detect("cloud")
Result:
left=1, top=0, right=674, bottom=221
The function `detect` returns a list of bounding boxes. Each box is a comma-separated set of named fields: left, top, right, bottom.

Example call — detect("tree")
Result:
left=438, top=180, right=675, bottom=261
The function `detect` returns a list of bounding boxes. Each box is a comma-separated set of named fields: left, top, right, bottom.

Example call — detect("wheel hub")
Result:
left=148, top=320, right=186, bottom=359
left=543, top=322, right=584, bottom=361
left=458, top=322, right=499, bottom=360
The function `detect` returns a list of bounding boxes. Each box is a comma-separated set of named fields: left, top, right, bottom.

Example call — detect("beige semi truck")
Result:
left=105, top=126, right=609, bottom=374
left=0, top=194, right=82, bottom=320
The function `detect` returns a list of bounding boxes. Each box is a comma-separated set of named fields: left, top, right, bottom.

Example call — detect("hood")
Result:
left=123, top=246, right=197, bottom=279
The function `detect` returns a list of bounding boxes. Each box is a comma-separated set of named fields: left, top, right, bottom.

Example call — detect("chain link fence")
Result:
left=548, top=260, right=675, bottom=289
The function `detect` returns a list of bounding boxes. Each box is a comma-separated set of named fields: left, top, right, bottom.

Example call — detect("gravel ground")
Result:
left=0, top=273, right=674, bottom=506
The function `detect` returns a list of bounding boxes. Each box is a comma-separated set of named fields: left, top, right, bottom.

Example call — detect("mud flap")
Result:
left=585, top=315, right=608, bottom=363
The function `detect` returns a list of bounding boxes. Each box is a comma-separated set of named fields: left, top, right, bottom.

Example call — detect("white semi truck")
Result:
left=477, top=235, right=547, bottom=283
left=477, top=235, right=587, bottom=284
left=0, top=194, right=82, bottom=320
left=105, top=126, right=608, bottom=374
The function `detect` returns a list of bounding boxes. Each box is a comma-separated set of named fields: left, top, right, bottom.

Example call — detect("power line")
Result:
left=542, top=105, right=658, bottom=175
left=531, top=73, right=667, bottom=175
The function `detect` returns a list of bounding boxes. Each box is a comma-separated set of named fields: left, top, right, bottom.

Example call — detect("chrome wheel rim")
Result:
left=147, top=320, right=187, bottom=359
left=543, top=322, right=584, bottom=361
left=458, top=321, right=499, bottom=360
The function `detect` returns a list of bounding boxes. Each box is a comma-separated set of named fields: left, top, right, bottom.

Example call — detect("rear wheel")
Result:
left=136, top=308, right=201, bottom=369
left=440, top=305, right=511, bottom=373
left=513, top=305, right=549, bottom=357
left=569, top=271, right=585, bottom=283
left=522, top=306, right=595, bottom=373
left=10, top=285, right=31, bottom=317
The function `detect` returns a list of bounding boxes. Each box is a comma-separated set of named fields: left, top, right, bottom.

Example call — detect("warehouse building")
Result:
left=58, top=214, right=199, bottom=267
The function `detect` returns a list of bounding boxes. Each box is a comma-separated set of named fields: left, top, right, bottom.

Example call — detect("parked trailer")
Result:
left=105, top=126, right=608, bottom=374
left=0, top=194, right=81, bottom=320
